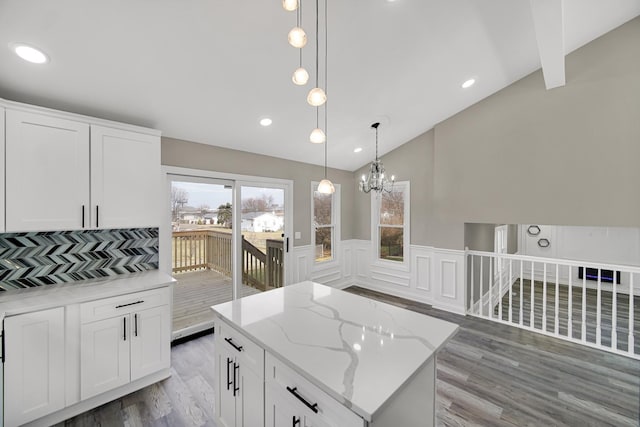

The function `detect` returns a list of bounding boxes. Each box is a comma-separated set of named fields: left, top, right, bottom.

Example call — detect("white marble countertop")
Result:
left=211, top=281, right=459, bottom=422
left=0, top=270, right=175, bottom=319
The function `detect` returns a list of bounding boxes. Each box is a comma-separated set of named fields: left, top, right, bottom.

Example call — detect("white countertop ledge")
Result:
left=212, top=281, right=459, bottom=422
left=0, top=270, right=174, bottom=319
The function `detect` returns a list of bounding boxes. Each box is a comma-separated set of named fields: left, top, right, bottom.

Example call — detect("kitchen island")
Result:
left=211, top=281, right=458, bottom=426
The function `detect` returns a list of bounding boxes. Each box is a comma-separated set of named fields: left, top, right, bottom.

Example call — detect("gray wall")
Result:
left=162, top=137, right=355, bottom=247
left=353, top=17, right=640, bottom=250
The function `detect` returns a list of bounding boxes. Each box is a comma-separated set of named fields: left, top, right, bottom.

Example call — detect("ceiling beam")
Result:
left=530, top=0, right=566, bottom=89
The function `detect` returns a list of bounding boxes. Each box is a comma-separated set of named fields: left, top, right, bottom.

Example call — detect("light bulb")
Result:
left=282, top=0, right=298, bottom=11
left=292, top=67, right=309, bottom=85
left=317, top=179, right=335, bottom=194
left=288, top=27, right=307, bottom=48
left=12, top=44, right=48, bottom=64
left=361, top=174, right=366, bottom=181
left=307, top=87, right=327, bottom=106
left=310, top=128, right=326, bottom=143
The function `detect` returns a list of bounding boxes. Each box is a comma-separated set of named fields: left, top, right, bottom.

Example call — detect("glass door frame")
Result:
left=160, top=166, right=294, bottom=300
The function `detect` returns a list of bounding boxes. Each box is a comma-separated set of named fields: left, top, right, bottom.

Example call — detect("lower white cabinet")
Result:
left=214, top=322, right=264, bottom=427
left=80, top=289, right=171, bottom=400
left=266, top=384, right=331, bottom=427
left=3, top=307, right=66, bottom=426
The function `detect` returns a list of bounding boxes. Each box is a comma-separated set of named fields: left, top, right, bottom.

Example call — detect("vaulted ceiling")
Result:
left=0, top=0, right=638, bottom=171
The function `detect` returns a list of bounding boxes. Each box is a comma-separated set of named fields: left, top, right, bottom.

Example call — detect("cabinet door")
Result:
left=4, top=307, right=66, bottom=426
left=90, top=125, right=161, bottom=228
left=5, top=109, right=90, bottom=232
left=80, top=315, right=130, bottom=400
left=130, top=305, right=171, bottom=381
left=215, top=346, right=237, bottom=427
left=238, top=364, right=264, bottom=427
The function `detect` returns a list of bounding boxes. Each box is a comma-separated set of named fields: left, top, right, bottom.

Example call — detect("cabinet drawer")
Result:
left=215, top=320, right=264, bottom=378
left=265, top=352, right=365, bottom=427
left=80, top=287, right=170, bottom=323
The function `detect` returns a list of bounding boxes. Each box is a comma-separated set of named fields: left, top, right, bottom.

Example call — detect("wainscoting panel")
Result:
left=293, top=245, right=312, bottom=283
left=292, top=243, right=352, bottom=289
left=432, top=248, right=466, bottom=315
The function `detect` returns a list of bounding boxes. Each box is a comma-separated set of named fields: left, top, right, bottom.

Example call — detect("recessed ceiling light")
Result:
left=462, top=78, right=476, bottom=89
left=354, top=147, right=363, bottom=153
left=10, top=43, right=49, bottom=64
left=259, top=118, right=272, bottom=127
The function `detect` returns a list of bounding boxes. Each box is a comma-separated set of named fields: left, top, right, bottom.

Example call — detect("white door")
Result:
left=91, top=125, right=161, bottom=228
left=5, top=109, right=90, bottom=232
left=4, top=307, right=66, bottom=426
left=237, top=364, right=264, bottom=427
left=216, top=349, right=237, bottom=427
left=130, top=305, right=171, bottom=381
left=80, top=315, right=130, bottom=399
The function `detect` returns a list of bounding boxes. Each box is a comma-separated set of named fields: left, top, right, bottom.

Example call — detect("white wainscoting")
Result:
left=291, top=243, right=353, bottom=289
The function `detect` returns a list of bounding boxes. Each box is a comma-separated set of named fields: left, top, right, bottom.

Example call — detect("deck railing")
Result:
left=466, top=250, right=639, bottom=359
left=172, top=229, right=284, bottom=289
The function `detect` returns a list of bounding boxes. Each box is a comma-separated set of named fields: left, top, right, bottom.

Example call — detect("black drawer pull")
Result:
left=286, top=386, right=319, bottom=414
left=115, top=300, right=145, bottom=309
left=226, top=358, right=233, bottom=390
left=292, top=415, right=300, bottom=426
left=224, top=337, right=243, bottom=352
left=233, top=362, right=240, bottom=396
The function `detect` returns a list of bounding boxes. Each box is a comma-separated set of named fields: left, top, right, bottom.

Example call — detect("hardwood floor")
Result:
left=172, top=269, right=262, bottom=332
left=58, top=285, right=640, bottom=427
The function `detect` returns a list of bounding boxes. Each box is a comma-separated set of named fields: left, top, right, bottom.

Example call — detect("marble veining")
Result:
left=211, top=281, right=459, bottom=421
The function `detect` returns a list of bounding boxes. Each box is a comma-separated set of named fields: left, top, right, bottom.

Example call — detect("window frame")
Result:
left=311, top=181, right=340, bottom=268
left=371, top=181, right=410, bottom=271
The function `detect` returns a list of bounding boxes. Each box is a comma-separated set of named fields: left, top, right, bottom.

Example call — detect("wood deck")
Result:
left=172, top=269, right=262, bottom=333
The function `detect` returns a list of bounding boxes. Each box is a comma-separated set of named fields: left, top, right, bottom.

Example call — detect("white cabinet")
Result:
left=90, top=125, right=161, bottom=229
left=80, top=288, right=171, bottom=400
left=214, top=322, right=264, bottom=427
left=4, top=108, right=160, bottom=232
left=3, top=307, right=66, bottom=426
left=266, top=385, right=331, bottom=427
left=5, top=109, right=90, bottom=232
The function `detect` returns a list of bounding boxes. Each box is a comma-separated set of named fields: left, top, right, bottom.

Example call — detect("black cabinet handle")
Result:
left=123, top=317, right=127, bottom=341
left=96, top=205, right=99, bottom=228
left=115, top=300, right=145, bottom=309
left=292, top=416, right=300, bottom=426
left=286, top=386, right=318, bottom=413
left=134, top=313, right=138, bottom=337
left=233, top=363, right=240, bottom=396
left=224, top=337, right=243, bottom=352
left=82, top=205, right=85, bottom=228
left=226, top=358, right=233, bottom=391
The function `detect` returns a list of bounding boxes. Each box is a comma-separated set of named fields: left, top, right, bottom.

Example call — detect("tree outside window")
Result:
left=378, top=186, right=406, bottom=262
left=313, top=189, right=334, bottom=262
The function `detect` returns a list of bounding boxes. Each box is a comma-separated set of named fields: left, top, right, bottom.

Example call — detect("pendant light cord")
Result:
left=298, top=0, right=303, bottom=67
left=324, top=0, right=328, bottom=179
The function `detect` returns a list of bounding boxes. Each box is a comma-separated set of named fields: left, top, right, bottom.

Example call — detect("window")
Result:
left=373, top=182, right=409, bottom=265
left=312, top=183, right=339, bottom=263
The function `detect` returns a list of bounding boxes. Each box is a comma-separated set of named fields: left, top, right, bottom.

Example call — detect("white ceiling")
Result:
left=0, top=0, right=638, bottom=171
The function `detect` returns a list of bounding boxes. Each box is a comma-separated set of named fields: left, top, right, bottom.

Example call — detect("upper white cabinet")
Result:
left=3, top=307, right=66, bottom=426
left=5, top=110, right=90, bottom=232
left=91, top=125, right=161, bottom=229
left=3, top=103, right=161, bottom=232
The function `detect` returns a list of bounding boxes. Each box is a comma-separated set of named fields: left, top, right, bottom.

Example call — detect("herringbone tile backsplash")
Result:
left=0, top=228, right=159, bottom=291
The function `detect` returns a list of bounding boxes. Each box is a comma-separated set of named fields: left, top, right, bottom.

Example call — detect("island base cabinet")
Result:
left=3, top=307, right=66, bottom=427
left=266, top=384, right=331, bottom=427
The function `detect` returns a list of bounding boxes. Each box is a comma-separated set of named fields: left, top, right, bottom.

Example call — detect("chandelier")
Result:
left=359, top=122, right=395, bottom=193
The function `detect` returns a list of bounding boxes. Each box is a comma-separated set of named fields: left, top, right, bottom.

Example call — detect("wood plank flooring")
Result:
left=57, top=285, right=640, bottom=427
left=172, top=269, right=262, bottom=332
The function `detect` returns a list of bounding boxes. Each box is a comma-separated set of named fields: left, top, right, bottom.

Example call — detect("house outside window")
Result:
left=372, top=182, right=409, bottom=267
left=312, top=182, right=340, bottom=263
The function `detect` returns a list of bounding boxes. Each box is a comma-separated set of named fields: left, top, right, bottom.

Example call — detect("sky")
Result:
left=171, top=181, right=284, bottom=210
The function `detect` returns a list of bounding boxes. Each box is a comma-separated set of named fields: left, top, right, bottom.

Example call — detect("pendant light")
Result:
left=291, top=0, right=309, bottom=85
left=317, top=0, right=334, bottom=194
left=282, top=0, right=298, bottom=11
left=307, top=0, right=326, bottom=107
left=288, top=27, right=307, bottom=48
left=359, top=122, right=395, bottom=193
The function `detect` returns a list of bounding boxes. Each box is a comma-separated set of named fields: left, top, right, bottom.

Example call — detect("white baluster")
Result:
left=597, top=268, right=602, bottom=346
left=489, top=257, right=493, bottom=320
left=531, top=261, right=535, bottom=329
left=498, top=255, right=503, bottom=322
left=519, top=260, right=524, bottom=327
left=582, top=270, right=587, bottom=342
left=543, top=263, right=547, bottom=332
left=628, top=273, right=634, bottom=355
left=479, top=256, right=484, bottom=318
left=612, top=270, right=617, bottom=350
left=555, top=264, right=559, bottom=335
left=568, top=268, right=573, bottom=339
left=470, top=254, right=474, bottom=314
left=509, top=259, right=513, bottom=323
